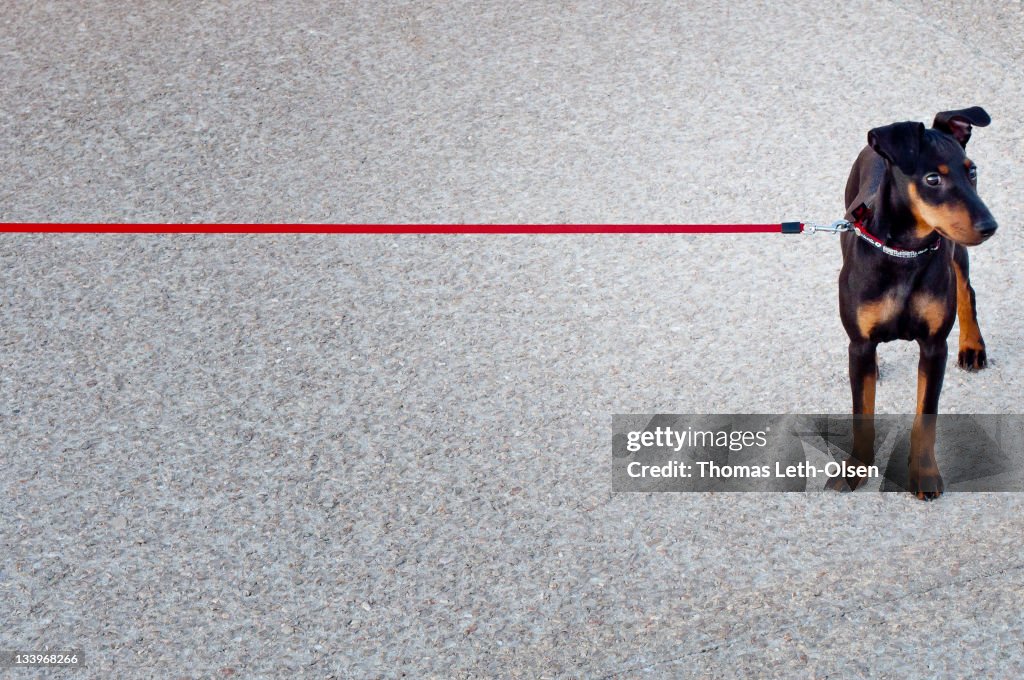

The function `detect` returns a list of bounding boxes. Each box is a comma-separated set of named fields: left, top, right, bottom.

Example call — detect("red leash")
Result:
left=0, top=223, right=802, bottom=234
left=0, top=213, right=941, bottom=258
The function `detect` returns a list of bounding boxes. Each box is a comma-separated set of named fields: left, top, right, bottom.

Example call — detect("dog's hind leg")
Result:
left=953, top=244, right=987, bottom=370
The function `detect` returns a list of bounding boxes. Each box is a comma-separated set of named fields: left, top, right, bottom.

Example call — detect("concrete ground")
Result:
left=2, top=1, right=1024, bottom=677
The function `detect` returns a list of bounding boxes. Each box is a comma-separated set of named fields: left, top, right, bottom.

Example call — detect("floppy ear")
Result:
left=933, top=106, right=990, bottom=147
left=868, top=121, right=924, bottom=175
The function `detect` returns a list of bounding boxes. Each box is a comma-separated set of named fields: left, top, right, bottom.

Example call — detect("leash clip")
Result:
left=803, top=219, right=852, bottom=235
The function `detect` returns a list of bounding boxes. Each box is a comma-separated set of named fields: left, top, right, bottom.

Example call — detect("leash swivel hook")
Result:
left=802, top=219, right=852, bottom=235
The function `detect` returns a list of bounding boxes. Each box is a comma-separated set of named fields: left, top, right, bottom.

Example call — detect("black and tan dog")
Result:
left=835, top=106, right=997, bottom=500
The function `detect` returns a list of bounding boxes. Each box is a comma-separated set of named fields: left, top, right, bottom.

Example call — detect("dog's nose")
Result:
left=976, top=220, right=998, bottom=238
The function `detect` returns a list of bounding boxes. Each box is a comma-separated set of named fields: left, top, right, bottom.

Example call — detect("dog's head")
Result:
left=868, top=106, right=997, bottom=246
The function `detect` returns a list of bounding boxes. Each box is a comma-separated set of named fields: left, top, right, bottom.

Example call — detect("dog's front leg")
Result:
left=828, top=339, right=878, bottom=492
left=910, top=338, right=947, bottom=499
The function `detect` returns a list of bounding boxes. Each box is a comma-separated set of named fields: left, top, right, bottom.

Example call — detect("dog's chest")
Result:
left=856, top=283, right=949, bottom=341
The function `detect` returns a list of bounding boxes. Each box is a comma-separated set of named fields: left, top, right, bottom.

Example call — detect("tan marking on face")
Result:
left=856, top=295, right=900, bottom=338
left=964, top=158, right=973, bottom=169
left=907, top=182, right=976, bottom=243
left=911, top=293, right=948, bottom=336
left=937, top=164, right=949, bottom=175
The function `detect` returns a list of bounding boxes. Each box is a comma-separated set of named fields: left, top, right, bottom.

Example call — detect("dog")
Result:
left=834, top=106, right=996, bottom=500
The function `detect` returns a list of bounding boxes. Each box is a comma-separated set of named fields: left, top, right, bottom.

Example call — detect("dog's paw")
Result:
left=908, top=469, right=944, bottom=500
left=958, top=345, right=987, bottom=370
left=824, top=475, right=852, bottom=493
left=824, top=462, right=870, bottom=493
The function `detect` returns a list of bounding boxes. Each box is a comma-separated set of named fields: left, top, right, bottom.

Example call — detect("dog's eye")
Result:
left=968, top=166, right=978, bottom=181
left=924, top=173, right=942, bottom=186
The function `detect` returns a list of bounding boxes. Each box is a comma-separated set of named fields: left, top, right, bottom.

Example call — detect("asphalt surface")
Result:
left=2, top=1, right=1024, bottom=677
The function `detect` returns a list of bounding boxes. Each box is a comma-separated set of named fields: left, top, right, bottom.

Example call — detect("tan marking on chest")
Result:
left=857, top=295, right=901, bottom=337
left=911, top=294, right=947, bottom=335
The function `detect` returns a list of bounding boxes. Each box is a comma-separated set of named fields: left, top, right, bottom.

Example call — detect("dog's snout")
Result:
left=976, top=219, right=998, bottom=239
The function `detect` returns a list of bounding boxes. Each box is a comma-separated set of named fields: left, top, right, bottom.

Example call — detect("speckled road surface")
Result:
left=2, top=2, right=1024, bottom=677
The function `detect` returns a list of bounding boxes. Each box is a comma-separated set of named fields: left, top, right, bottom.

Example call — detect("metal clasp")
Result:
left=804, top=219, right=852, bottom=235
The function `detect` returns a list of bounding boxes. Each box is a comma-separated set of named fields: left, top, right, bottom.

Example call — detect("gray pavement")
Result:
left=2, top=1, right=1024, bottom=677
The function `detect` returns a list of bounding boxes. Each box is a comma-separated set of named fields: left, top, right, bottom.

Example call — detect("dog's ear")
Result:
left=868, top=121, right=924, bottom=175
left=933, top=106, right=990, bottom=147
